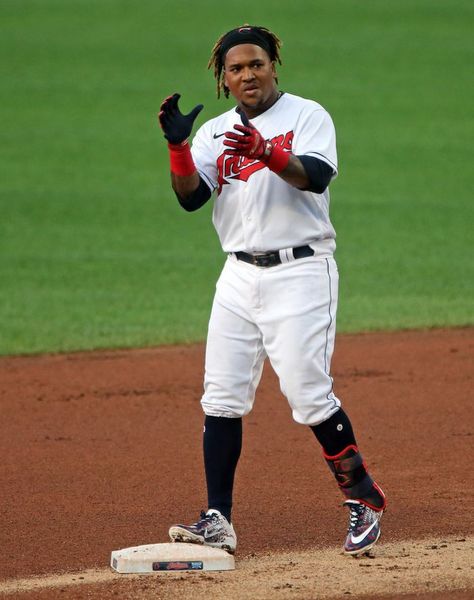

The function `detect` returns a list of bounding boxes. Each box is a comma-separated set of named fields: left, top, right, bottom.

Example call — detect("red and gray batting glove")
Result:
left=223, top=122, right=266, bottom=159
left=223, top=111, right=290, bottom=173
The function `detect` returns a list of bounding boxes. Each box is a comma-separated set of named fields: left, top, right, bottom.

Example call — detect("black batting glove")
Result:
left=158, top=93, right=204, bottom=145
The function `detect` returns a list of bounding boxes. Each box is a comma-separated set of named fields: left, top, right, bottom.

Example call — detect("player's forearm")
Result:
left=158, top=93, right=205, bottom=199
left=283, top=155, right=335, bottom=194
left=277, top=155, right=310, bottom=189
left=171, top=171, right=200, bottom=197
left=172, top=174, right=212, bottom=212
left=165, top=140, right=200, bottom=197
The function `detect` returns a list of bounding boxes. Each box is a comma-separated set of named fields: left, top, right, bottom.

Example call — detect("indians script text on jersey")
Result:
left=191, top=93, right=338, bottom=253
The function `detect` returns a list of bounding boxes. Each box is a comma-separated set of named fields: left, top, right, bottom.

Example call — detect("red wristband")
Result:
left=261, top=142, right=290, bottom=174
left=168, top=141, right=197, bottom=176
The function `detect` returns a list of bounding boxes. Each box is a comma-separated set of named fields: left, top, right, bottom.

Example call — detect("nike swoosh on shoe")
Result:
left=203, top=527, right=220, bottom=539
left=350, top=519, right=379, bottom=545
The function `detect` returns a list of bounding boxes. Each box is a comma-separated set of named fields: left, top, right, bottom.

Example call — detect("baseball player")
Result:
left=158, top=25, right=386, bottom=557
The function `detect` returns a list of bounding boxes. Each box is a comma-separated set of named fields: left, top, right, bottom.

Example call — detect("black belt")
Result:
left=234, top=245, right=314, bottom=268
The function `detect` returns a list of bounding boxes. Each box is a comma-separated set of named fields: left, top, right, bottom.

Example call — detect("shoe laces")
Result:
left=196, top=510, right=218, bottom=526
left=346, top=501, right=369, bottom=532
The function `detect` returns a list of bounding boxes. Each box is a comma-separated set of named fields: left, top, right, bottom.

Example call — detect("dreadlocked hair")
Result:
left=208, top=25, right=282, bottom=99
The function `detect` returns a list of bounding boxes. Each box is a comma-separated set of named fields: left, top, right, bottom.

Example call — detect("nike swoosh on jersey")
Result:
left=350, top=519, right=379, bottom=545
left=213, top=132, right=225, bottom=139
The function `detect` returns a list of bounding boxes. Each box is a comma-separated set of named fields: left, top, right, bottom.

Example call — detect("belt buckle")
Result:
left=253, top=253, right=277, bottom=268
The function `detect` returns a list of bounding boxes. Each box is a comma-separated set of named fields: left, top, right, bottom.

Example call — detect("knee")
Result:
left=290, top=394, right=341, bottom=426
left=201, top=396, right=251, bottom=419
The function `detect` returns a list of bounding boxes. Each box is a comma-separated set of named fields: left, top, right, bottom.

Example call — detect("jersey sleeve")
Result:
left=293, top=108, right=338, bottom=176
left=190, top=123, right=218, bottom=193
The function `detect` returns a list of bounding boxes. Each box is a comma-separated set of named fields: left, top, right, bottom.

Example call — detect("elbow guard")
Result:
left=298, top=155, right=334, bottom=194
left=176, top=177, right=212, bottom=212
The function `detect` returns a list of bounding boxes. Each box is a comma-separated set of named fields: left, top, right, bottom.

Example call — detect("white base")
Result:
left=111, top=542, right=235, bottom=573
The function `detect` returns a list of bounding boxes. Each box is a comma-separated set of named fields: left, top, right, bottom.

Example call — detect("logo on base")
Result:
left=152, top=561, right=204, bottom=571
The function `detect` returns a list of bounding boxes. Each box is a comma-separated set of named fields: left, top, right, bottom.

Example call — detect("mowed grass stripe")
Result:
left=1, top=0, right=472, bottom=354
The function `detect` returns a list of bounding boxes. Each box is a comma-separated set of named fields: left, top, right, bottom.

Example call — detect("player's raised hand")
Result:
left=158, top=93, right=204, bottom=145
left=223, top=111, right=267, bottom=159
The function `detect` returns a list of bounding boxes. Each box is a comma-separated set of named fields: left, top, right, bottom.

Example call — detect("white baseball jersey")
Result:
left=191, top=92, right=338, bottom=253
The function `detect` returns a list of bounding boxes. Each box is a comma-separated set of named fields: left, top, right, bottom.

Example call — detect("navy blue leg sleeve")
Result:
left=310, top=408, right=356, bottom=455
left=203, top=415, right=242, bottom=523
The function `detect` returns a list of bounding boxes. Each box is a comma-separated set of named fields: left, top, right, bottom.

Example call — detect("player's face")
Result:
left=223, top=44, right=278, bottom=116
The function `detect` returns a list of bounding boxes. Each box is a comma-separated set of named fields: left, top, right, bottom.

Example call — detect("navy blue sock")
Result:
left=203, top=415, right=242, bottom=523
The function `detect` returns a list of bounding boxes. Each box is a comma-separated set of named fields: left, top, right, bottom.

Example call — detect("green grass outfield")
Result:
left=1, top=0, right=472, bottom=355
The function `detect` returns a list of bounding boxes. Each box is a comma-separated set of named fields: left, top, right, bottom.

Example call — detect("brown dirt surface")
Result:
left=0, top=327, right=472, bottom=599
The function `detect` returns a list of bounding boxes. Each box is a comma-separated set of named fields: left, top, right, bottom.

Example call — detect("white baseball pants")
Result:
left=201, top=253, right=341, bottom=426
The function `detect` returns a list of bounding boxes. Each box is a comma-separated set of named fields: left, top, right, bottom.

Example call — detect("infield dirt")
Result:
left=1, top=328, right=472, bottom=599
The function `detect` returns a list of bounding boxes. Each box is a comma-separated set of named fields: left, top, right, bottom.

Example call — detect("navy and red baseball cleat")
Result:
left=343, top=500, right=383, bottom=556
left=169, top=509, right=237, bottom=554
